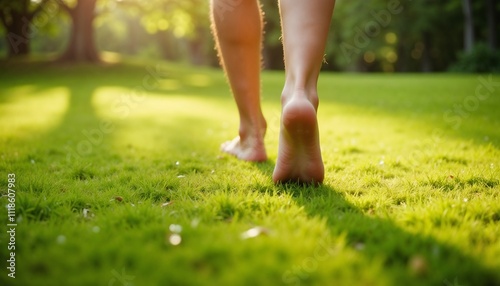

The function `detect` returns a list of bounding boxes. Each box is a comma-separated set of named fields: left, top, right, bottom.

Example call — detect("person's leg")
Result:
left=210, top=0, right=267, bottom=162
left=273, top=0, right=335, bottom=184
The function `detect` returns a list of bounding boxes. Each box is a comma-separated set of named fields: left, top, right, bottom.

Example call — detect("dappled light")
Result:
left=91, top=86, right=234, bottom=155
left=92, top=87, right=228, bottom=121
left=0, top=62, right=499, bottom=286
left=1, top=0, right=497, bottom=71
left=184, top=74, right=212, bottom=88
left=0, top=0, right=499, bottom=285
left=0, top=86, right=69, bottom=138
left=158, top=79, right=182, bottom=91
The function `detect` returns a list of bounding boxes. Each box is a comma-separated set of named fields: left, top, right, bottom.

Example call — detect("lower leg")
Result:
left=273, top=0, right=335, bottom=184
left=211, top=0, right=267, bottom=162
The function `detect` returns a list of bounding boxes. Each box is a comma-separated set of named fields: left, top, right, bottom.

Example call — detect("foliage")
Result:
left=325, top=0, right=464, bottom=72
left=0, top=62, right=499, bottom=285
left=0, top=0, right=498, bottom=69
left=449, top=43, right=500, bottom=73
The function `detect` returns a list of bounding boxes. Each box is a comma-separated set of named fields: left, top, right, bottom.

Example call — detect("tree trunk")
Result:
left=0, top=0, right=52, bottom=58
left=395, top=37, right=407, bottom=72
left=157, top=31, right=178, bottom=61
left=59, top=0, right=100, bottom=62
left=421, top=32, right=432, bottom=72
left=0, top=0, right=33, bottom=58
left=4, top=10, right=31, bottom=57
left=486, top=0, right=496, bottom=51
left=188, top=26, right=206, bottom=66
left=461, top=0, right=475, bottom=53
left=262, top=44, right=284, bottom=70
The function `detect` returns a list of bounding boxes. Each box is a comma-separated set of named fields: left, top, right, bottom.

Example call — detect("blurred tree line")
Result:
left=0, top=0, right=498, bottom=72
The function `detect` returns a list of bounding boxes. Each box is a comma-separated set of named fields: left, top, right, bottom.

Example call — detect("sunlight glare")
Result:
left=0, top=86, right=69, bottom=138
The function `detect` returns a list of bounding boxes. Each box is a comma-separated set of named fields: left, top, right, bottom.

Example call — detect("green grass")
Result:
left=0, top=60, right=499, bottom=286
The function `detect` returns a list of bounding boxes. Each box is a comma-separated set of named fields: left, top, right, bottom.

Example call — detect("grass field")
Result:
left=0, top=61, right=499, bottom=286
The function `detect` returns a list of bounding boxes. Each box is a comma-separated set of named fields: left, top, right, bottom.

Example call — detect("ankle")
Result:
left=239, top=116, right=266, bottom=140
left=281, top=88, right=319, bottom=110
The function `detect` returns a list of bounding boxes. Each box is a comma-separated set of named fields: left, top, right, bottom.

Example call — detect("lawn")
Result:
left=0, top=61, right=499, bottom=286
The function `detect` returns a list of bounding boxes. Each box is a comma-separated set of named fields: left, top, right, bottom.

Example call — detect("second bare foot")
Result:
left=220, top=120, right=267, bottom=162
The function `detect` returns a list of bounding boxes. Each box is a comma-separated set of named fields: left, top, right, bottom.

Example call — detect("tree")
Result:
left=486, top=0, right=496, bottom=51
left=327, top=0, right=464, bottom=72
left=261, top=0, right=284, bottom=70
left=130, top=0, right=213, bottom=65
left=58, top=0, right=100, bottom=62
left=0, top=0, right=50, bottom=57
left=462, top=0, right=475, bottom=53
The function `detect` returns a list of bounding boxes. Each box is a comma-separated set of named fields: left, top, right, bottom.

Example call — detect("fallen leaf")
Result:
left=409, top=255, right=428, bottom=276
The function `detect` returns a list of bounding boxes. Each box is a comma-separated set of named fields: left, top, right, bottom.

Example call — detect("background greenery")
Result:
left=0, top=0, right=499, bottom=72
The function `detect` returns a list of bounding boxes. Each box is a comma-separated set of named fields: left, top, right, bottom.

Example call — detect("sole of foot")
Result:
left=272, top=96, right=324, bottom=185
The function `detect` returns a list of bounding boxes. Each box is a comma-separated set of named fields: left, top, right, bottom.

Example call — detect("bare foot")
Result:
left=272, top=93, right=324, bottom=184
left=220, top=121, right=267, bottom=162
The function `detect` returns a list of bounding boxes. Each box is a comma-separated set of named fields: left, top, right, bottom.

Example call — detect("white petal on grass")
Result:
left=240, top=226, right=270, bottom=240
left=168, top=234, right=182, bottom=246
left=355, top=242, right=365, bottom=251
left=169, top=224, right=182, bottom=233
left=57, top=235, right=66, bottom=244
left=161, top=202, right=172, bottom=208
left=191, top=218, right=200, bottom=228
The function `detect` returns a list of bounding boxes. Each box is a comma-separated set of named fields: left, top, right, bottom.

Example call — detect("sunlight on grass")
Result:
left=92, top=87, right=229, bottom=120
left=91, top=87, right=234, bottom=153
left=0, top=86, right=69, bottom=139
left=0, top=64, right=499, bottom=286
left=184, top=74, right=212, bottom=87
left=158, top=79, right=182, bottom=91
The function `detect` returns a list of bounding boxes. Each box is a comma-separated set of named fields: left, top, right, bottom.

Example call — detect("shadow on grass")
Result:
left=0, top=62, right=172, bottom=164
left=252, top=159, right=498, bottom=285
left=272, top=182, right=499, bottom=285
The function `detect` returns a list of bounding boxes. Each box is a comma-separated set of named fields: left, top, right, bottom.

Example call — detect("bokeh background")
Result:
left=0, top=0, right=499, bottom=73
